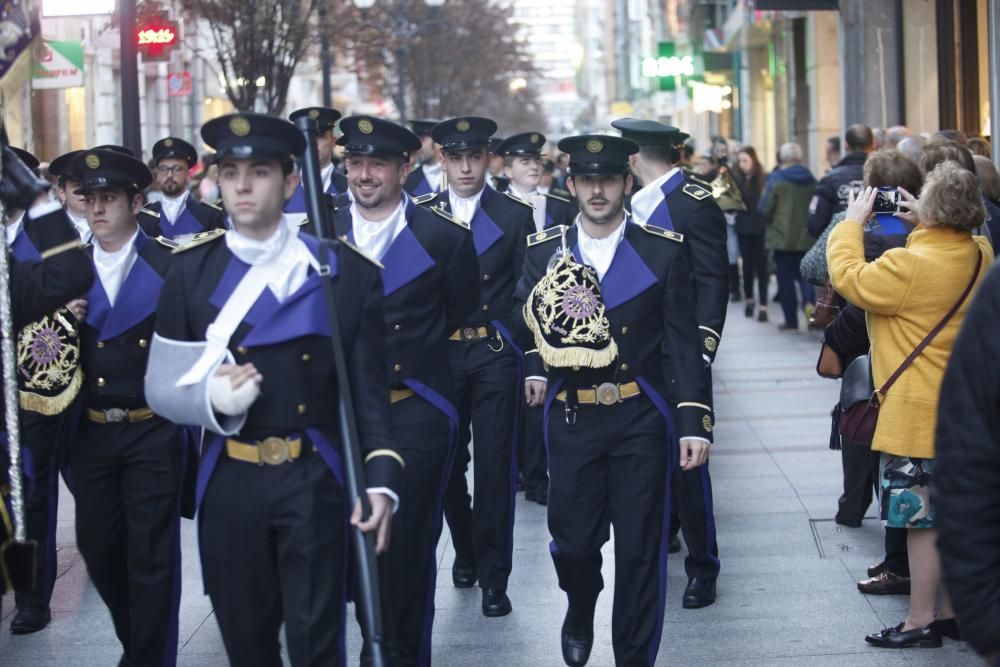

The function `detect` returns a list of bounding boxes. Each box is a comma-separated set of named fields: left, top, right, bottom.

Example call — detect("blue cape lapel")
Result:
left=644, top=170, right=686, bottom=231
left=11, top=229, right=40, bottom=263
left=160, top=202, right=205, bottom=238
left=411, top=174, right=433, bottom=197
left=85, top=234, right=164, bottom=342
left=379, top=199, right=434, bottom=296
left=572, top=232, right=657, bottom=310
left=470, top=187, right=504, bottom=256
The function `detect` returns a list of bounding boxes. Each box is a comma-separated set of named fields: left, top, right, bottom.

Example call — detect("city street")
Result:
left=0, top=302, right=982, bottom=666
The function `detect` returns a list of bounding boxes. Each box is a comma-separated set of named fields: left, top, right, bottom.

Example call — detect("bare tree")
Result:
left=181, top=0, right=319, bottom=114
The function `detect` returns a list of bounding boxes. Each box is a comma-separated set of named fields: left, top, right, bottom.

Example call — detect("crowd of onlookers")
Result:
left=693, top=125, right=1000, bottom=658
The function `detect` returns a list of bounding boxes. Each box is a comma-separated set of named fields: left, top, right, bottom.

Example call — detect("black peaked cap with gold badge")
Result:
left=201, top=112, right=306, bottom=161
left=610, top=118, right=690, bottom=148
left=496, top=132, right=546, bottom=157
left=432, top=117, right=498, bottom=153
left=557, top=135, right=638, bottom=176
left=49, top=150, right=82, bottom=180
left=337, top=115, right=422, bottom=158
left=289, top=106, right=343, bottom=134
left=70, top=149, right=153, bottom=194
left=152, top=137, right=198, bottom=166
left=408, top=118, right=439, bottom=137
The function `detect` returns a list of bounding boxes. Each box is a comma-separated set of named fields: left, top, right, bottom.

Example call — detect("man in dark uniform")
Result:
left=513, top=134, right=713, bottom=667
left=0, top=147, right=94, bottom=620
left=284, top=106, right=350, bottom=224
left=146, top=112, right=401, bottom=667
left=137, top=137, right=226, bottom=240
left=332, top=114, right=479, bottom=666
left=494, top=132, right=576, bottom=505
left=65, top=148, right=190, bottom=666
left=419, top=116, right=533, bottom=617
left=487, top=136, right=509, bottom=191
left=3, top=148, right=89, bottom=635
left=612, top=118, right=728, bottom=609
left=403, top=119, right=444, bottom=197
left=49, top=150, right=92, bottom=242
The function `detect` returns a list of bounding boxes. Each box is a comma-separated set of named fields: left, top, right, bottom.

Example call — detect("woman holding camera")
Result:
left=828, top=161, right=994, bottom=648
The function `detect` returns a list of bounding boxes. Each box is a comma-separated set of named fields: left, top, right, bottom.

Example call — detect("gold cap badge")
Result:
left=229, top=116, right=251, bottom=137
left=531, top=133, right=540, bottom=144
left=308, top=109, right=320, bottom=119
left=358, top=119, right=374, bottom=134
left=164, top=138, right=173, bottom=147
left=586, top=139, right=603, bottom=154
left=456, top=120, right=471, bottom=132
left=85, top=154, right=101, bottom=170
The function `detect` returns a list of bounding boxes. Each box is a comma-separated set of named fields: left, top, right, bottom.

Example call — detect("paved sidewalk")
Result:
left=0, top=302, right=982, bottom=665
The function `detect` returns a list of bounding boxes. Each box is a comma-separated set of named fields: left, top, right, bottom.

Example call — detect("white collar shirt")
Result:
left=448, top=185, right=486, bottom=225
left=630, top=167, right=680, bottom=225
left=575, top=213, right=628, bottom=281
left=93, top=229, right=140, bottom=306
left=350, top=197, right=408, bottom=262
left=160, top=190, right=190, bottom=224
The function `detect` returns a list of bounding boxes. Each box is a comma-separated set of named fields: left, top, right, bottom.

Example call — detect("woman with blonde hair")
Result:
left=828, top=160, right=994, bottom=648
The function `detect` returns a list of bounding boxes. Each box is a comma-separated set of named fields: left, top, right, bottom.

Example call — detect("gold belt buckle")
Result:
left=258, top=437, right=291, bottom=466
left=461, top=327, right=478, bottom=342
left=596, top=382, right=620, bottom=406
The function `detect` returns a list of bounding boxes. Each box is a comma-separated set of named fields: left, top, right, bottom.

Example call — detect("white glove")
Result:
left=208, top=373, right=261, bottom=416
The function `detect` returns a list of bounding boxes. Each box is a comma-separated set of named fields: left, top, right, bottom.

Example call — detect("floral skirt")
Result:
left=880, top=454, right=935, bottom=529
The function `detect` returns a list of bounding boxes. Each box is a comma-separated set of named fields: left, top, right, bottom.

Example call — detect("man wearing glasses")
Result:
left=139, top=137, right=226, bottom=241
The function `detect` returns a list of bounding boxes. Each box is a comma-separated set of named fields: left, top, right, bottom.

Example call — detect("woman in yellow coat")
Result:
left=828, top=160, right=993, bottom=649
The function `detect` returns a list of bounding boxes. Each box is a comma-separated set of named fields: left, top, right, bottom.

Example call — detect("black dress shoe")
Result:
left=867, top=560, right=887, bottom=578
left=865, top=622, right=942, bottom=648
left=561, top=599, right=596, bottom=667
left=482, top=588, right=512, bottom=617
left=668, top=534, right=682, bottom=554
left=682, top=578, right=716, bottom=609
left=452, top=563, right=477, bottom=588
left=10, top=606, right=51, bottom=634
left=931, top=617, right=962, bottom=641
left=857, top=570, right=910, bottom=595
left=525, top=487, right=548, bottom=505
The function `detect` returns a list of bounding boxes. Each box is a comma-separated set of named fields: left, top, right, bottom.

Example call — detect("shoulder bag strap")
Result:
left=877, top=249, right=984, bottom=397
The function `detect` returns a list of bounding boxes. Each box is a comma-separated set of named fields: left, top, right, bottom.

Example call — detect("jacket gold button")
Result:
left=138, top=339, right=148, bottom=348
left=301, top=353, right=311, bottom=362
left=393, top=364, right=402, bottom=372
left=237, top=346, right=248, bottom=355
left=96, top=341, right=105, bottom=349
left=297, top=404, right=307, bottom=414
left=621, top=326, right=629, bottom=335
left=96, top=378, right=105, bottom=387
left=393, top=324, right=401, bottom=331
left=482, top=274, right=491, bottom=281
left=621, top=363, right=630, bottom=371
left=482, top=304, right=490, bottom=311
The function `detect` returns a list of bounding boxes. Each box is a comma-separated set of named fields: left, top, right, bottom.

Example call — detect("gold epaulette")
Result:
left=504, top=191, right=534, bottom=208
left=527, top=225, right=567, bottom=247
left=429, top=205, right=470, bottom=230
left=298, top=217, right=311, bottom=228
left=204, top=199, right=224, bottom=211
left=640, top=224, right=684, bottom=243
left=413, top=192, right=438, bottom=205
left=682, top=183, right=712, bottom=201
left=155, top=235, right=182, bottom=250
left=139, top=206, right=160, bottom=218
left=172, top=228, right=226, bottom=253
left=338, top=235, right=385, bottom=269
left=545, top=192, right=572, bottom=204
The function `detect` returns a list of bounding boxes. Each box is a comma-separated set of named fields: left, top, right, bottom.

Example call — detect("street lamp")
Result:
left=352, top=0, right=446, bottom=123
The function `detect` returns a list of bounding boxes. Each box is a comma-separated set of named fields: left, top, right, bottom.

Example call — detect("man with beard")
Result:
left=284, top=106, right=350, bottom=224
left=420, top=116, right=534, bottom=617
left=146, top=113, right=400, bottom=667
left=403, top=119, right=444, bottom=197
left=513, top=134, right=712, bottom=667
left=613, top=118, right=728, bottom=610
left=331, top=114, right=479, bottom=666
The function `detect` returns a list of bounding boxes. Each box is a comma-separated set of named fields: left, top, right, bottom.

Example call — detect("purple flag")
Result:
left=0, top=0, right=38, bottom=82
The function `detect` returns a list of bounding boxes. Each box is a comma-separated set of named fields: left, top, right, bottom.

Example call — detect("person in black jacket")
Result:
left=733, top=146, right=769, bottom=321
left=137, top=137, right=226, bottom=240
left=935, top=263, right=1000, bottom=662
left=807, top=124, right=873, bottom=238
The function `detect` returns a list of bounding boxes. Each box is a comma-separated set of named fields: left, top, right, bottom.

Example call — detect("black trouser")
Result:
left=200, top=442, right=347, bottom=667
left=737, top=233, right=769, bottom=304
left=837, top=440, right=875, bottom=524
left=371, top=395, right=452, bottom=666
left=868, top=452, right=909, bottom=577
left=518, top=403, right=548, bottom=495
left=70, top=416, right=184, bottom=667
left=443, top=339, right=519, bottom=591
left=15, top=411, right=66, bottom=612
left=547, top=393, right=673, bottom=667
left=774, top=250, right=815, bottom=329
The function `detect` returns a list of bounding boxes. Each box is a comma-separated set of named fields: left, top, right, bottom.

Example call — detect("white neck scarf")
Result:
left=575, top=213, right=628, bottom=281
left=449, top=185, right=486, bottom=224
left=225, top=215, right=318, bottom=301
left=351, top=197, right=408, bottom=261
left=422, top=162, right=443, bottom=192
left=160, top=190, right=190, bottom=224
left=94, top=228, right=140, bottom=306
left=630, top=167, right=679, bottom=225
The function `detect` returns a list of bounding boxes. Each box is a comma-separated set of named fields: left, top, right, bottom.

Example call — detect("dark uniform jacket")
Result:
left=807, top=151, right=866, bottom=238
left=285, top=170, right=349, bottom=215
left=403, top=165, right=437, bottom=198
left=80, top=230, right=175, bottom=410
left=628, top=173, right=729, bottom=362
left=416, top=186, right=534, bottom=339
left=154, top=230, right=402, bottom=493
left=512, top=221, right=714, bottom=440
left=138, top=196, right=226, bottom=240
left=332, top=197, right=480, bottom=401
left=934, top=263, right=1000, bottom=657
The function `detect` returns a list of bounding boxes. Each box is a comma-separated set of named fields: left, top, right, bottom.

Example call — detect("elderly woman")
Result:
left=828, top=161, right=994, bottom=648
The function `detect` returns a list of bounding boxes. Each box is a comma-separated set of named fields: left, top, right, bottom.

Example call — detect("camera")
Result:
left=872, top=187, right=899, bottom=214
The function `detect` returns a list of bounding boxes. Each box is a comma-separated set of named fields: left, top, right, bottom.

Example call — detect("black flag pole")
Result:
left=293, top=116, right=386, bottom=667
